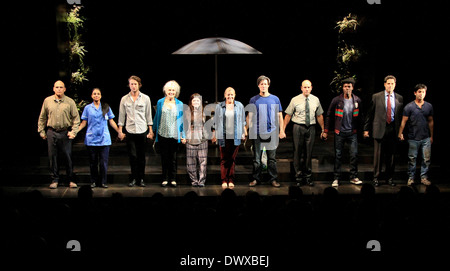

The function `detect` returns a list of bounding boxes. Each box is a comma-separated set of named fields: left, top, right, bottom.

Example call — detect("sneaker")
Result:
left=421, top=178, right=431, bottom=186
left=49, top=182, right=58, bottom=189
left=332, top=180, right=339, bottom=187
left=69, top=182, right=78, bottom=188
left=271, top=180, right=281, bottom=188
left=249, top=180, right=258, bottom=187
left=222, top=182, right=228, bottom=189
left=407, top=178, right=415, bottom=186
left=350, top=178, right=362, bottom=185
left=170, top=180, right=177, bottom=187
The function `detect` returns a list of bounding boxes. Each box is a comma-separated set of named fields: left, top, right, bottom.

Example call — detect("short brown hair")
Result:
left=257, top=75, right=270, bottom=86
left=128, top=75, right=142, bottom=88
left=384, top=75, right=396, bottom=83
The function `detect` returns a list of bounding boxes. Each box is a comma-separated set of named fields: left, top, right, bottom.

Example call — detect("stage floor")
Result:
left=2, top=181, right=450, bottom=199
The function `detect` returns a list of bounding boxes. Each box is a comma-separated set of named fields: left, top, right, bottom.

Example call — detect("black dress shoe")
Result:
left=387, top=179, right=396, bottom=187
left=373, top=179, right=380, bottom=187
left=128, top=180, right=136, bottom=187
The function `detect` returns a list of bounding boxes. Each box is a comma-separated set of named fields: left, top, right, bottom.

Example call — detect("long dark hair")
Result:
left=93, top=88, right=110, bottom=117
left=188, top=93, right=204, bottom=121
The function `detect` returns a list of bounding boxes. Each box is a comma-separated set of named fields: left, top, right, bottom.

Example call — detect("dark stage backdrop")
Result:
left=3, top=0, right=448, bottom=175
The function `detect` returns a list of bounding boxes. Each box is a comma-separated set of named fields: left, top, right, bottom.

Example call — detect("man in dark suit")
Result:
left=364, top=75, right=403, bottom=186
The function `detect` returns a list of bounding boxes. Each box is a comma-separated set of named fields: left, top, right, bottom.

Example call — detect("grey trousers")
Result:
left=186, top=141, right=208, bottom=185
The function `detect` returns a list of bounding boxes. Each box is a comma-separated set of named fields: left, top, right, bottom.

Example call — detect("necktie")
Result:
left=305, top=97, right=310, bottom=126
left=386, top=94, right=391, bottom=124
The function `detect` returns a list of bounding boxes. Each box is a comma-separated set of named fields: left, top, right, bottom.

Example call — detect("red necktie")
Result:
left=386, top=94, right=391, bottom=124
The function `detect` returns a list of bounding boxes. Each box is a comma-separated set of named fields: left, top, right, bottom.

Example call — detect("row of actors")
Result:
left=37, top=75, right=433, bottom=189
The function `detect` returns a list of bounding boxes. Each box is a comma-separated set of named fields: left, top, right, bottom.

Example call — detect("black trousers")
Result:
left=158, top=135, right=179, bottom=181
left=293, top=124, right=315, bottom=180
left=373, top=123, right=396, bottom=181
left=87, top=146, right=110, bottom=185
left=47, top=128, right=73, bottom=183
left=126, top=131, right=147, bottom=181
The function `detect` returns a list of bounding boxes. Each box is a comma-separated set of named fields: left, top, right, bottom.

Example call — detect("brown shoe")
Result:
left=271, top=180, right=281, bottom=188
left=421, top=178, right=431, bottom=186
left=249, top=180, right=258, bottom=187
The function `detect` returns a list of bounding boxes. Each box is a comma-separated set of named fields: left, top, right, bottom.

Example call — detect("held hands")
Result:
left=181, top=138, right=186, bottom=144
left=363, top=131, right=370, bottom=138
left=321, top=132, right=328, bottom=140
left=118, top=132, right=126, bottom=141
left=67, top=131, right=76, bottom=140
left=147, top=131, right=154, bottom=140
left=279, top=131, right=286, bottom=139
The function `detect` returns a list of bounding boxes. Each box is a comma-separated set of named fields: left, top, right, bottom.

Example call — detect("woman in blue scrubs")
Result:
left=79, top=88, right=121, bottom=188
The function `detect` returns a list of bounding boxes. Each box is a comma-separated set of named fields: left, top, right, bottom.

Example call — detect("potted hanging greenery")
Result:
left=330, top=13, right=362, bottom=93
left=61, top=5, right=89, bottom=114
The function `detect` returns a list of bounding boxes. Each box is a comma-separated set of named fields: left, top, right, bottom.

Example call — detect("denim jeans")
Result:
left=408, top=138, right=431, bottom=180
left=334, top=132, right=358, bottom=180
left=252, top=134, right=278, bottom=182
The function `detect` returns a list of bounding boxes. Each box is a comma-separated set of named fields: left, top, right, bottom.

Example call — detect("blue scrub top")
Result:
left=81, top=102, right=115, bottom=146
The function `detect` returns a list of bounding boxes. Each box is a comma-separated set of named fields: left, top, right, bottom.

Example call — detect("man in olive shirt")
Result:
left=38, top=80, right=80, bottom=189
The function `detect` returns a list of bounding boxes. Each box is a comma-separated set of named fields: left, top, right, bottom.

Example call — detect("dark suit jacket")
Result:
left=363, top=91, right=403, bottom=139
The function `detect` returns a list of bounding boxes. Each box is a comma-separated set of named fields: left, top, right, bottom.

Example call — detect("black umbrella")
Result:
left=172, top=37, right=262, bottom=102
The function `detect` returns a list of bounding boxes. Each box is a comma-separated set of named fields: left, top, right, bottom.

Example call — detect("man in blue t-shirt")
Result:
left=248, top=75, right=286, bottom=188
left=398, top=84, right=434, bottom=186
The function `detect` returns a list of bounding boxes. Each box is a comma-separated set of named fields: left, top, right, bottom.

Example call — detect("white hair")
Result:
left=163, top=80, right=180, bottom=98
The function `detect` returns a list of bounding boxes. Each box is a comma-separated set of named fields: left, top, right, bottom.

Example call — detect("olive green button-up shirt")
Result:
left=37, top=95, right=81, bottom=137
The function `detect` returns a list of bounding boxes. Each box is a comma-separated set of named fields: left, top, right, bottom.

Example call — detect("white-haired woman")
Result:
left=153, top=80, right=186, bottom=187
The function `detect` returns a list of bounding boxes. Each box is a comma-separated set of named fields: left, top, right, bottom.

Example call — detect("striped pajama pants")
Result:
left=186, top=141, right=208, bottom=185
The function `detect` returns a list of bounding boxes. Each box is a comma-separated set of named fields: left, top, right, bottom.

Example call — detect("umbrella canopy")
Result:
left=173, top=37, right=262, bottom=55
left=172, top=37, right=262, bottom=102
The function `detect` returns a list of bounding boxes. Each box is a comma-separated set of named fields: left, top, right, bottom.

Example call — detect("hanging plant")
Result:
left=62, top=5, right=89, bottom=113
left=330, top=13, right=362, bottom=93
left=335, top=13, right=359, bottom=33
